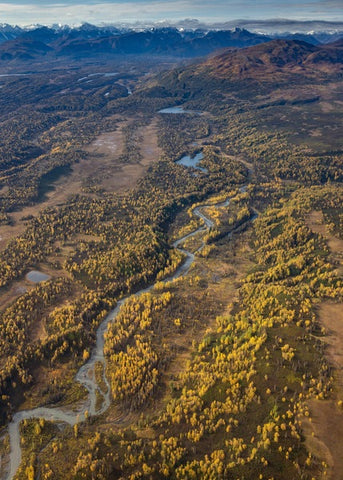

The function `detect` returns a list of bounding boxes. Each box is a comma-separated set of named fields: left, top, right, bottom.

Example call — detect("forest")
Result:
left=0, top=39, right=342, bottom=480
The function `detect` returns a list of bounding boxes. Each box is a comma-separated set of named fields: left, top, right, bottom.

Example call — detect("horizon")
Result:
left=1, top=18, right=343, bottom=35
left=0, top=0, right=342, bottom=28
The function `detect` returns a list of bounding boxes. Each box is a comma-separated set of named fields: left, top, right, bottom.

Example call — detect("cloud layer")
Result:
left=0, top=0, right=342, bottom=26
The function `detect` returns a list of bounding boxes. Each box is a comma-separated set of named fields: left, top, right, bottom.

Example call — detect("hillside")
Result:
left=0, top=38, right=52, bottom=60
left=195, top=39, right=343, bottom=79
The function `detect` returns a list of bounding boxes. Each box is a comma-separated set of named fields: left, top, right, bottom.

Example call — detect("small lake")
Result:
left=176, top=152, right=207, bottom=173
left=0, top=73, right=31, bottom=78
left=26, top=270, right=51, bottom=283
left=159, top=106, right=202, bottom=115
left=78, top=72, right=119, bottom=82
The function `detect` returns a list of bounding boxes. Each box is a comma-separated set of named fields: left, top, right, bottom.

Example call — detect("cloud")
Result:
left=0, top=1, right=183, bottom=24
left=0, top=0, right=342, bottom=26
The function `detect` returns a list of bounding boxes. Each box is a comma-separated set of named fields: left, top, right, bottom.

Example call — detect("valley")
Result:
left=0, top=34, right=342, bottom=480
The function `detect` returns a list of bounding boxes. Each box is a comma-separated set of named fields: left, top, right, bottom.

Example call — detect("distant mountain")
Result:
left=160, top=19, right=343, bottom=40
left=21, top=26, right=58, bottom=44
left=0, top=23, right=341, bottom=62
left=0, top=23, right=123, bottom=46
left=49, top=27, right=270, bottom=58
left=51, top=28, right=183, bottom=56
left=271, top=33, right=321, bottom=45
left=0, top=24, right=23, bottom=44
left=0, top=26, right=271, bottom=60
left=186, top=28, right=270, bottom=55
left=312, top=32, right=343, bottom=44
left=75, top=22, right=122, bottom=37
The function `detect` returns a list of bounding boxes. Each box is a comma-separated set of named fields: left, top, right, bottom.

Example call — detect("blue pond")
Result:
left=159, top=106, right=201, bottom=114
left=26, top=270, right=51, bottom=283
left=176, top=152, right=207, bottom=173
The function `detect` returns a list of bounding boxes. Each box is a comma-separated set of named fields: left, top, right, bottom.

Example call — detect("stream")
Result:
left=3, top=187, right=246, bottom=480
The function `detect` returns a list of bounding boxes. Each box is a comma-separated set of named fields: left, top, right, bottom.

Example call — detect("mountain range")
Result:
left=0, top=23, right=342, bottom=61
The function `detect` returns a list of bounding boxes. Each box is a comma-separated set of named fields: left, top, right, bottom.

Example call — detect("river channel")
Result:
left=3, top=183, right=248, bottom=480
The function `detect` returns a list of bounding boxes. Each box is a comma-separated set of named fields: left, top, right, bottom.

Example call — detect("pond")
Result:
left=78, top=72, right=119, bottom=82
left=0, top=73, right=31, bottom=77
left=176, top=152, right=207, bottom=173
left=158, top=105, right=202, bottom=114
left=26, top=270, right=51, bottom=283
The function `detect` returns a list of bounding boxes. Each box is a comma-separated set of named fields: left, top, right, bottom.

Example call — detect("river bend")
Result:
left=3, top=188, right=245, bottom=480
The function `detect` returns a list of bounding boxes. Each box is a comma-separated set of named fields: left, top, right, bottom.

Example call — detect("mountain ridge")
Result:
left=0, top=24, right=341, bottom=62
left=0, top=27, right=270, bottom=60
left=197, top=39, right=343, bottom=79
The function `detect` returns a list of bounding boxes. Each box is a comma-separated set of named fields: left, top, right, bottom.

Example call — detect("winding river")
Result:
left=3, top=187, right=246, bottom=480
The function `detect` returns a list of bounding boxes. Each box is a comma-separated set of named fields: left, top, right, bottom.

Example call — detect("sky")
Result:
left=0, top=0, right=342, bottom=26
